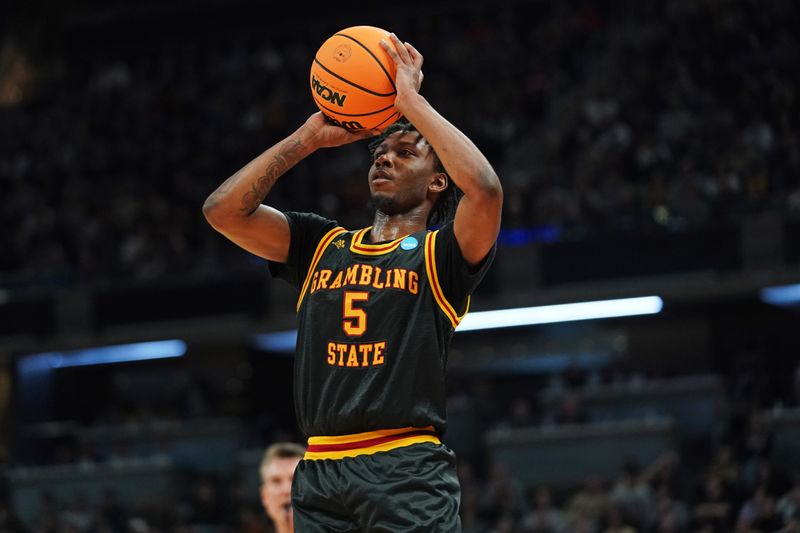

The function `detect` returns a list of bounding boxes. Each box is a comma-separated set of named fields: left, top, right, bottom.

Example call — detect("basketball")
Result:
left=310, top=26, right=399, bottom=132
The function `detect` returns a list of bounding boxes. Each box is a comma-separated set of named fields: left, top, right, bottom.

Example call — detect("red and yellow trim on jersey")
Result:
left=424, top=231, right=470, bottom=329
left=349, top=227, right=409, bottom=255
left=304, top=426, right=441, bottom=460
left=296, top=226, right=348, bottom=311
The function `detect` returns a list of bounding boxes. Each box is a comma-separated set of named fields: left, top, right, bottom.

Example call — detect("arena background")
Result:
left=2, top=0, right=799, bottom=531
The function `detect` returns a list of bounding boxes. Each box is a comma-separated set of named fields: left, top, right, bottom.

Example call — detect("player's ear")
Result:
left=429, top=172, right=448, bottom=193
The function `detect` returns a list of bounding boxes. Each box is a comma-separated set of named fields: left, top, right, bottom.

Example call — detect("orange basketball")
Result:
left=310, top=26, right=399, bottom=132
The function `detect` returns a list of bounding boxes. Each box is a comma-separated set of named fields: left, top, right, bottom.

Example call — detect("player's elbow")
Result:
left=202, top=196, right=233, bottom=230
left=202, top=197, right=220, bottom=226
left=466, top=169, right=503, bottom=226
left=475, top=168, right=503, bottom=208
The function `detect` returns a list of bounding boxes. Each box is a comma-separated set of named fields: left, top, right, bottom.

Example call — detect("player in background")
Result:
left=204, top=33, right=502, bottom=531
left=259, top=442, right=305, bottom=533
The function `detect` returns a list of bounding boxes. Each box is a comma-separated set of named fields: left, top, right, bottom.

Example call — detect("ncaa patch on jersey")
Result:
left=400, top=237, right=419, bottom=250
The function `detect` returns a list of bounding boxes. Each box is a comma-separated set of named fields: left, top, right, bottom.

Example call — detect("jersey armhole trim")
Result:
left=296, top=226, right=348, bottom=312
left=424, top=231, right=470, bottom=328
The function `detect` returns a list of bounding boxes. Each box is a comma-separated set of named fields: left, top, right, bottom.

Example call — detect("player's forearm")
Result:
left=396, top=93, right=502, bottom=200
left=203, top=123, right=320, bottom=221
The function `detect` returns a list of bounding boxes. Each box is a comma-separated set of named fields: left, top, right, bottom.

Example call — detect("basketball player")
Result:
left=259, top=442, right=305, bottom=533
left=204, top=34, right=502, bottom=531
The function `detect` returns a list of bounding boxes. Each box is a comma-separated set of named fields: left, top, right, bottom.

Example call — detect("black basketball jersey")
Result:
left=269, top=211, right=494, bottom=437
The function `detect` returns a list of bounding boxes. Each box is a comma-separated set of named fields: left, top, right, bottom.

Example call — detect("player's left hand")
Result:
left=380, top=34, right=424, bottom=107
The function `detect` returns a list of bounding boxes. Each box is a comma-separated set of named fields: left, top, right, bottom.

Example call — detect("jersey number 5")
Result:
left=343, top=291, right=369, bottom=336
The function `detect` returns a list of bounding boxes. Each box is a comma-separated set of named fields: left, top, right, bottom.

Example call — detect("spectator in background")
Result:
left=480, top=461, right=528, bottom=526
left=562, top=359, right=588, bottom=390
left=706, top=445, right=739, bottom=492
left=778, top=474, right=800, bottom=527
left=459, top=461, right=489, bottom=533
left=507, top=396, right=536, bottom=428
left=739, top=411, right=776, bottom=490
left=746, top=459, right=790, bottom=500
left=188, top=478, right=229, bottom=529
left=554, top=392, right=588, bottom=426
left=612, top=452, right=680, bottom=529
left=648, top=451, right=686, bottom=502
left=737, top=485, right=785, bottom=532
left=97, top=489, right=127, bottom=533
left=32, top=491, right=60, bottom=532
left=60, top=492, right=93, bottom=532
left=749, top=493, right=784, bottom=532
left=259, top=442, right=304, bottom=533
left=566, top=476, right=610, bottom=530
left=610, top=459, right=655, bottom=529
left=692, top=473, right=733, bottom=532
left=652, top=486, right=690, bottom=533
left=785, top=512, right=800, bottom=533
left=600, top=503, right=637, bottom=533
left=521, top=486, right=567, bottom=533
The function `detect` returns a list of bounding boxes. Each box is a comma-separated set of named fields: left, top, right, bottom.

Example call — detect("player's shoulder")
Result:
left=284, top=211, right=346, bottom=237
left=282, top=211, right=347, bottom=252
left=284, top=211, right=339, bottom=228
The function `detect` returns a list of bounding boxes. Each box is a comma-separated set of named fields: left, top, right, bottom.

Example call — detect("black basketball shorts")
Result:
left=291, top=427, right=461, bottom=532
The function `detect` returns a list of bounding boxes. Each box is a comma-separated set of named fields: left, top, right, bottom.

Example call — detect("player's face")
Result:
left=260, top=456, right=301, bottom=525
left=368, top=131, right=440, bottom=215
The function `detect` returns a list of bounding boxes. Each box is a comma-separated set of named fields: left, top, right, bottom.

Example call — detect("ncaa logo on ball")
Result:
left=333, top=44, right=352, bottom=63
left=311, top=75, right=348, bottom=107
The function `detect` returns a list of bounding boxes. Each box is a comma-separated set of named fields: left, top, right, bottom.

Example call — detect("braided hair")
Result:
left=368, top=120, right=463, bottom=229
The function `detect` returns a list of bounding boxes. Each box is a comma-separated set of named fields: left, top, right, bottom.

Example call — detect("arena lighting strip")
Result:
left=456, top=296, right=664, bottom=332
left=759, top=283, right=800, bottom=307
left=251, top=296, right=664, bottom=353
left=19, top=340, right=187, bottom=372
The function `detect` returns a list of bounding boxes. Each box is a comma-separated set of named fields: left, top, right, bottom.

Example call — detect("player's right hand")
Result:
left=303, top=112, right=380, bottom=149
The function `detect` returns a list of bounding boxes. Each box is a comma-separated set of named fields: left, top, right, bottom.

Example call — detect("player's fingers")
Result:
left=379, top=40, right=401, bottom=64
left=356, top=128, right=381, bottom=139
left=389, top=33, right=412, bottom=63
left=406, top=42, right=424, bottom=68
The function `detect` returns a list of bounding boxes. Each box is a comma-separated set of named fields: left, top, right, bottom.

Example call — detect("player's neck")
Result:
left=369, top=208, right=428, bottom=242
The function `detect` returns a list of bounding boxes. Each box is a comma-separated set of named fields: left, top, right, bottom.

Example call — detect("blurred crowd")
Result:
left=4, top=353, right=800, bottom=533
left=9, top=479, right=278, bottom=533
left=8, top=448, right=800, bottom=533
left=450, top=363, right=800, bottom=533
left=456, top=453, right=800, bottom=533
left=1, top=0, right=799, bottom=288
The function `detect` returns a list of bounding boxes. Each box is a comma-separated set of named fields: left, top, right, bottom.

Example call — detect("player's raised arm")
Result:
left=380, top=34, right=503, bottom=266
left=202, top=113, right=375, bottom=262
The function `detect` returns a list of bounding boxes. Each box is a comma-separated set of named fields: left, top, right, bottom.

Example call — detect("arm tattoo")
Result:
left=240, top=139, right=307, bottom=214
